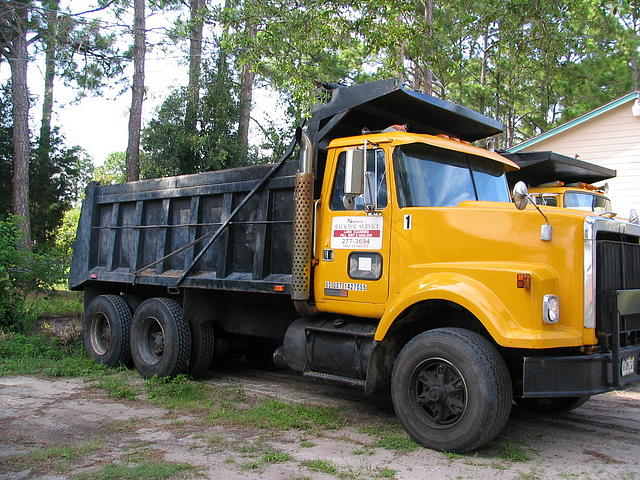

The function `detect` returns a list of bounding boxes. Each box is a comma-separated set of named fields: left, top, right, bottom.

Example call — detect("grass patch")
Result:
left=228, top=399, right=346, bottom=430
left=500, top=442, right=531, bottom=462
left=211, top=398, right=346, bottom=431
left=240, top=460, right=263, bottom=470
left=0, top=439, right=103, bottom=473
left=301, top=459, right=338, bottom=475
left=515, top=471, right=541, bottom=480
left=374, top=434, right=419, bottom=452
left=261, top=450, right=292, bottom=463
left=443, top=451, right=464, bottom=459
left=75, top=461, right=195, bottom=480
left=97, top=376, right=138, bottom=400
left=378, top=468, right=397, bottom=479
left=300, top=440, right=316, bottom=448
left=28, top=290, right=83, bottom=317
left=357, top=423, right=402, bottom=436
left=145, top=375, right=243, bottom=413
left=0, top=333, right=110, bottom=377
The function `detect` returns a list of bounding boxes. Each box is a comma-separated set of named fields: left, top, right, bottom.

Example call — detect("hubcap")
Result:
left=90, top=313, right=111, bottom=356
left=410, top=357, right=468, bottom=427
left=139, top=316, right=165, bottom=365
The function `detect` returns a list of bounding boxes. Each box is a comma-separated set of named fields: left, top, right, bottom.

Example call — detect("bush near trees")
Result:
left=0, top=217, right=65, bottom=332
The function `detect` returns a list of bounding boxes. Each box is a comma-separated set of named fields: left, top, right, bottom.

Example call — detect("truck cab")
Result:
left=529, top=182, right=611, bottom=212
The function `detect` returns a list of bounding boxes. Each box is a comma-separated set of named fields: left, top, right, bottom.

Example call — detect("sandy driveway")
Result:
left=1, top=365, right=639, bottom=480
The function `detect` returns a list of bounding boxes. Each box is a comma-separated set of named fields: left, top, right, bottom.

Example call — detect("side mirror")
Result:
left=513, top=181, right=530, bottom=211
left=630, top=209, right=639, bottom=225
left=344, top=149, right=365, bottom=196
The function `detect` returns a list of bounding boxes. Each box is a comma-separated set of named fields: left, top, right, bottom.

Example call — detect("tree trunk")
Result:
left=631, top=7, right=639, bottom=92
left=185, top=0, right=204, bottom=133
left=397, top=42, right=406, bottom=83
left=4, top=2, right=32, bottom=248
left=422, top=0, right=433, bottom=95
left=479, top=25, right=489, bottom=115
left=126, top=0, right=146, bottom=182
left=238, top=23, right=256, bottom=160
left=632, top=54, right=638, bottom=92
left=37, top=0, right=59, bottom=166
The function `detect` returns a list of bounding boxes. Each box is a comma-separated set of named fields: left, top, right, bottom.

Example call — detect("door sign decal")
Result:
left=331, top=216, right=383, bottom=250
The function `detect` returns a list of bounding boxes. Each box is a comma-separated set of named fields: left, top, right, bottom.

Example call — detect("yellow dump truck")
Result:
left=504, top=150, right=615, bottom=212
left=529, top=182, right=611, bottom=211
left=70, top=80, right=640, bottom=453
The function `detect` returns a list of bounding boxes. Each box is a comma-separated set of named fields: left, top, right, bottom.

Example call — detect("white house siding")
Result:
left=521, top=102, right=640, bottom=216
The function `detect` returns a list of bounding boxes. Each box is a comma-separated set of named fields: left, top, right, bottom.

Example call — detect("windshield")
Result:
left=393, top=143, right=510, bottom=207
left=564, top=192, right=611, bottom=212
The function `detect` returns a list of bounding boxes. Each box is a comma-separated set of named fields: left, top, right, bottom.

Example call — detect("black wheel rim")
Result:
left=409, top=357, right=468, bottom=428
left=139, top=316, right=165, bottom=365
left=90, top=313, right=111, bottom=355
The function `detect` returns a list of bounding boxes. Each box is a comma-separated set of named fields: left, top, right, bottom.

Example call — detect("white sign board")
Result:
left=331, top=216, right=383, bottom=250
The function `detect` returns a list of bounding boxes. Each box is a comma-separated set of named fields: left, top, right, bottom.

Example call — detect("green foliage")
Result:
left=74, top=461, right=196, bottom=480
left=54, top=205, right=81, bottom=259
left=301, top=459, right=338, bottom=475
left=240, top=399, right=345, bottom=430
left=0, top=87, right=93, bottom=247
left=0, top=333, right=109, bottom=377
left=0, top=439, right=104, bottom=474
left=144, top=374, right=229, bottom=411
left=260, top=450, right=292, bottom=463
left=378, top=468, right=397, bottom=479
left=0, top=85, right=12, bottom=217
left=141, top=56, right=246, bottom=178
left=97, top=376, right=139, bottom=400
left=0, top=216, right=67, bottom=331
left=30, top=128, right=93, bottom=247
left=499, top=442, right=531, bottom=462
left=93, top=152, right=127, bottom=185
left=28, top=290, right=83, bottom=317
left=374, top=434, right=420, bottom=452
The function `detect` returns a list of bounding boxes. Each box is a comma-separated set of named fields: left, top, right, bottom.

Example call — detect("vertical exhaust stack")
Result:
left=291, top=130, right=317, bottom=316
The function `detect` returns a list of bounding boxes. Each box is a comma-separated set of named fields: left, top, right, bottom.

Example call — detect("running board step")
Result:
left=304, top=371, right=366, bottom=388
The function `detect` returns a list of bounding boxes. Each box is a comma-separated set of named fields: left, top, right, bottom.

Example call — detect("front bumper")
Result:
left=522, top=344, right=640, bottom=397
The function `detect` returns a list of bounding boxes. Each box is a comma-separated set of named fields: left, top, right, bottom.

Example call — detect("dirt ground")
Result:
left=1, top=363, right=639, bottom=480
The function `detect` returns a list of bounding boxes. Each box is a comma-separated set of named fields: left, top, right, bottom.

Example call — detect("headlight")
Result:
left=543, top=295, right=560, bottom=324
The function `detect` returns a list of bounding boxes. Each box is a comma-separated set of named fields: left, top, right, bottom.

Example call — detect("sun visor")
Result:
left=308, top=79, right=504, bottom=147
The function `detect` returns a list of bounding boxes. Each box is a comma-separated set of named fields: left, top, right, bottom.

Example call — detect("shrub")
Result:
left=0, top=216, right=66, bottom=331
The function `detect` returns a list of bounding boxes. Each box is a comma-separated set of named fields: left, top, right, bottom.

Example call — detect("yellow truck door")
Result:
left=313, top=146, right=392, bottom=316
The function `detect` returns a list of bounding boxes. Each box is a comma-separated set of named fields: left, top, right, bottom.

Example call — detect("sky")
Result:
left=0, top=0, right=287, bottom=167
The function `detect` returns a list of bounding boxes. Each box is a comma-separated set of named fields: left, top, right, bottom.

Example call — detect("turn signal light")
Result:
left=273, top=285, right=285, bottom=292
left=517, top=273, right=531, bottom=290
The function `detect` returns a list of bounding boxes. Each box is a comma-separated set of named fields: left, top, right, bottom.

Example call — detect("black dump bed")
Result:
left=69, top=162, right=298, bottom=294
left=503, top=151, right=616, bottom=187
left=69, top=79, right=503, bottom=294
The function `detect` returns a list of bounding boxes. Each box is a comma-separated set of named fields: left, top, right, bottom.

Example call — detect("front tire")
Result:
left=83, top=294, right=132, bottom=367
left=391, top=328, right=512, bottom=453
left=131, top=298, right=191, bottom=378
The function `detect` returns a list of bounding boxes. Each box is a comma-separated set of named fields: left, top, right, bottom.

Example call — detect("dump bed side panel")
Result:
left=69, top=162, right=297, bottom=295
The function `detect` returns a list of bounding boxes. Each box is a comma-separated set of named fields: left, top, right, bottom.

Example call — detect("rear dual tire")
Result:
left=130, top=297, right=215, bottom=378
left=83, top=295, right=132, bottom=367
